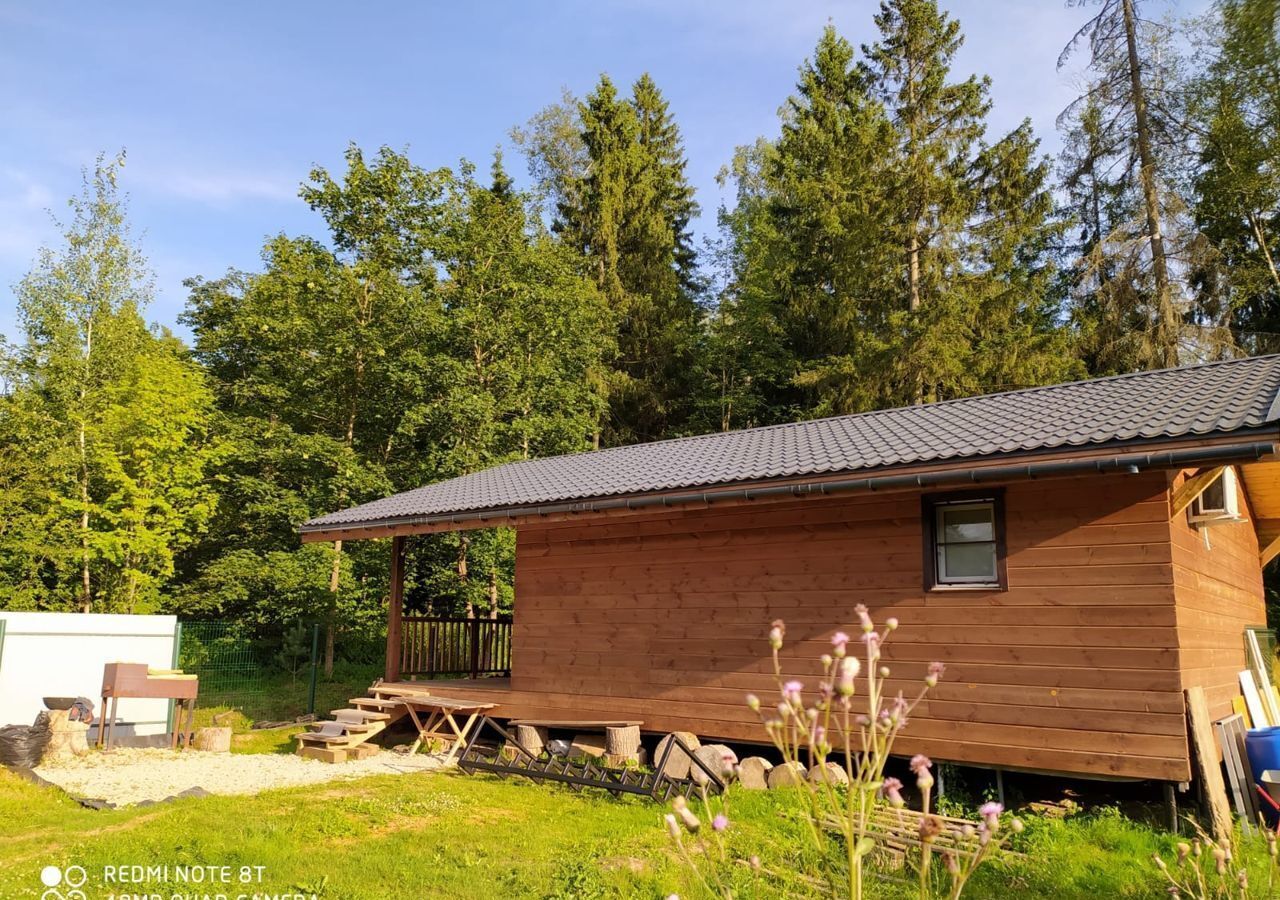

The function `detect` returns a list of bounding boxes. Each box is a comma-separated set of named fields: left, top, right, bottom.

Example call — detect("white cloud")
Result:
left=0, top=168, right=57, bottom=267
left=130, top=164, right=298, bottom=206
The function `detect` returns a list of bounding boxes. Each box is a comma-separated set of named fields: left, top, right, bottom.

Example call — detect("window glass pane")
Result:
left=940, top=542, right=996, bottom=580
left=940, top=505, right=993, bottom=543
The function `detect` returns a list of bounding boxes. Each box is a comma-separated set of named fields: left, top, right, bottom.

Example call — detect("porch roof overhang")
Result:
left=302, top=356, right=1280, bottom=547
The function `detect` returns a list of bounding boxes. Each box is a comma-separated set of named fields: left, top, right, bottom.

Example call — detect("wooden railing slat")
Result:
left=399, top=616, right=512, bottom=678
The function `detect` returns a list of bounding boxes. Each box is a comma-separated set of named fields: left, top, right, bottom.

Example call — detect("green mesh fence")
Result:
left=176, top=620, right=387, bottom=724
left=177, top=621, right=319, bottom=721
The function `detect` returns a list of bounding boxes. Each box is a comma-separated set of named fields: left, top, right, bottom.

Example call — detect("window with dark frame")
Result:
left=923, top=492, right=1007, bottom=591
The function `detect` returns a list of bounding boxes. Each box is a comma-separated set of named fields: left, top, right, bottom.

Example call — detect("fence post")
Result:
left=307, top=623, right=320, bottom=715
left=167, top=621, right=183, bottom=735
left=469, top=617, right=481, bottom=679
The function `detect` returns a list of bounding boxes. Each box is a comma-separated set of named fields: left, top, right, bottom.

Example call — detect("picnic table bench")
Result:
left=394, top=695, right=496, bottom=762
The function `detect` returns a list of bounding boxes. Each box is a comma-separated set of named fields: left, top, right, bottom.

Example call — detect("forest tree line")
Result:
left=1, top=0, right=1277, bottom=665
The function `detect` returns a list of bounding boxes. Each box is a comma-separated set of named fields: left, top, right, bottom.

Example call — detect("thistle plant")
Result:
left=662, top=605, right=1020, bottom=899
left=1152, top=819, right=1278, bottom=899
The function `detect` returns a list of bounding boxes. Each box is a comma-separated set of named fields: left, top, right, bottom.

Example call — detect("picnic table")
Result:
left=396, top=695, right=496, bottom=762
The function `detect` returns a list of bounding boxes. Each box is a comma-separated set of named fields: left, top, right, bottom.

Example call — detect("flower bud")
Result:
left=836, top=656, right=860, bottom=696
left=678, top=805, right=701, bottom=833
left=746, top=694, right=760, bottom=712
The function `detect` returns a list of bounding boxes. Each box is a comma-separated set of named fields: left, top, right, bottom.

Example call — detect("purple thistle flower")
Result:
left=980, top=800, right=1003, bottom=832
left=881, top=776, right=905, bottom=807
left=712, top=813, right=729, bottom=832
left=910, top=754, right=932, bottom=775
left=926, top=660, right=946, bottom=687
left=782, top=680, right=804, bottom=703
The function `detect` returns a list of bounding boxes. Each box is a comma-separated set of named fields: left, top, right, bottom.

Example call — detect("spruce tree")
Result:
left=1188, top=0, right=1280, bottom=354
left=1057, top=0, right=1187, bottom=370
left=555, top=74, right=704, bottom=444
left=716, top=13, right=1077, bottom=420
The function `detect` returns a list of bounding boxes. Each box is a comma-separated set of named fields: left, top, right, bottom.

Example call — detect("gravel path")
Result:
left=34, top=747, right=447, bottom=807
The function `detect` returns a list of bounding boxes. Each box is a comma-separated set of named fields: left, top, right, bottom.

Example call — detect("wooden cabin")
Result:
left=302, top=357, right=1280, bottom=785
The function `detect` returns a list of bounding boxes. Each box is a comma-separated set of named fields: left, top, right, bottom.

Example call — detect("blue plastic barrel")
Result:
left=1245, top=726, right=1280, bottom=804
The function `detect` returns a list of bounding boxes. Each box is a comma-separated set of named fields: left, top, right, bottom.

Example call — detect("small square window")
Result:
left=923, top=492, right=1007, bottom=590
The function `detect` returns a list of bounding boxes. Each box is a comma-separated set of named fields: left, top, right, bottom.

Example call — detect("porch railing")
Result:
left=400, top=615, right=512, bottom=679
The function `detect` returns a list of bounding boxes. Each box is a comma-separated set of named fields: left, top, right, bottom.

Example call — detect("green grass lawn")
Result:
left=3, top=760, right=1277, bottom=899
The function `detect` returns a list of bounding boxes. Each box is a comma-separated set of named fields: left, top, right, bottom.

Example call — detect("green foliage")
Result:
left=3, top=765, right=1278, bottom=898
left=177, top=144, right=611, bottom=630
left=716, top=14, right=1078, bottom=426
left=1187, top=0, right=1280, bottom=355
left=537, top=73, right=706, bottom=444
left=0, top=154, right=217, bottom=612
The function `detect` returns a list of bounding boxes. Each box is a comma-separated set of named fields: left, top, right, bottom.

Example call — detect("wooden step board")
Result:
left=331, top=708, right=391, bottom=722
left=351, top=697, right=402, bottom=710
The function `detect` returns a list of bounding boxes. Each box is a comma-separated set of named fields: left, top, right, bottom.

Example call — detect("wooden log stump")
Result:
left=808, top=761, right=849, bottom=787
left=691, top=744, right=737, bottom=786
left=738, top=757, right=774, bottom=790
left=41, top=709, right=90, bottom=764
left=605, top=725, right=642, bottom=766
left=192, top=727, right=232, bottom=753
left=767, top=761, right=807, bottom=789
left=514, top=724, right=548, bottom=757
left=655, top=731, right=701, bottom=780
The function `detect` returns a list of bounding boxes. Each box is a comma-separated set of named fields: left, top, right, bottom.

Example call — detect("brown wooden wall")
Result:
left=502, top=469, right=1193, bottom=781
left=1170, top=468, right=1267, bottom=720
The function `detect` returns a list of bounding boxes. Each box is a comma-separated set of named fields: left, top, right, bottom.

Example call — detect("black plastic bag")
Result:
left=0, top=711, right=52, bottom=768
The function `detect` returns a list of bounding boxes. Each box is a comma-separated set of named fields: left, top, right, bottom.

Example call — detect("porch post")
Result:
left=385, top=535, right=405, bottom=684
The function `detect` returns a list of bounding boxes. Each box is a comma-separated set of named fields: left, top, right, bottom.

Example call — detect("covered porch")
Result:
left=379, top=535, right=514, bottom=684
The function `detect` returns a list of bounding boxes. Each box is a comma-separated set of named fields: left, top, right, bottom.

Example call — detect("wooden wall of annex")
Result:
left=1169, top=468, right=1267, bottom=720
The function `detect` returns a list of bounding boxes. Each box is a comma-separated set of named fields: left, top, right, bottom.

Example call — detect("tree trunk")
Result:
left=1122, top=0, right=1178, bottom=367
left=458, top=535, right=473, bottom=619
left=488, top=569, right=499, bottom=619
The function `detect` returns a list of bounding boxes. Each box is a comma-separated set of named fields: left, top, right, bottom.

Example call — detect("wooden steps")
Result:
left=296, top=703, right=391, bottom=763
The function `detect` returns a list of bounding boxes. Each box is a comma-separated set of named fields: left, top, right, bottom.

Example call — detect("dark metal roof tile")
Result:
left=306, top=356, right=1280, bottom=529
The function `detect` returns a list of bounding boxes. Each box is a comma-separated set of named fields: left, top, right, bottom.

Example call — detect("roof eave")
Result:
left=298, top=429, right=1280, bottom=543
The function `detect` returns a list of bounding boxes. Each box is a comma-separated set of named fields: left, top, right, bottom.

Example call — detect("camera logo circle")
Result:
left=40, top=864, right=87, bottom=900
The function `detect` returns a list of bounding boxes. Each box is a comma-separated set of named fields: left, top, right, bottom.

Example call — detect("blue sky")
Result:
left=0, top=0, right=1209, bottom=342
